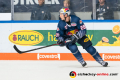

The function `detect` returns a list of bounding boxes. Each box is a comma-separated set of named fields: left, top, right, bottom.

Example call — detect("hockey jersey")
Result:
left=56, top=15, right=86, bottom=39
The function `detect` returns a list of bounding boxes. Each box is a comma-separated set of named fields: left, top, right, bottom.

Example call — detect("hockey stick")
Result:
left=13, top=43, right=59, bottom=54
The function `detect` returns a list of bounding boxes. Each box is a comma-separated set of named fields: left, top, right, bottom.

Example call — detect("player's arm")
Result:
left=76, top=18, right=86, bottom=39
left=56, top=24, right=65, bottom=46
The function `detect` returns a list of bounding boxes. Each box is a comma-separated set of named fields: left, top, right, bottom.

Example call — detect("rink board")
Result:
left=0, top=20, right=120, bottom=61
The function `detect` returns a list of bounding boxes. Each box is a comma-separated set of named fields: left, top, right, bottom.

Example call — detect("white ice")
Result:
left=0, top=61, right=119, bottom=80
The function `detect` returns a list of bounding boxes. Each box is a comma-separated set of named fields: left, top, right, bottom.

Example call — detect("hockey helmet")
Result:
left=59, top=7, right=71, bottom=16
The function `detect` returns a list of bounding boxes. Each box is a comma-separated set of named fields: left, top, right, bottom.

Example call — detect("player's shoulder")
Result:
left=71, top=15, right=81, bottom=19
left=58, top=20, right=66, bottom=28
left=70, top=15, right=82, bottom=22
left=58, top=20, right=66, bottom=25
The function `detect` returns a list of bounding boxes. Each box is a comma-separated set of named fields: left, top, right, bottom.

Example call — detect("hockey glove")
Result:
left=71, top=34, right=79, bottom=43
left=57, top=37, right=65, bottom=46
left=65, top=34, right=79, bottom=44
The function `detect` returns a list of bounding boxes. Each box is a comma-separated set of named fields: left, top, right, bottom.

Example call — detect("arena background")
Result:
left=1, top=0, right=120, bottom=20
left=0, top=0, right=120, bottom=80
left=13, top=0, right=120, bottom=20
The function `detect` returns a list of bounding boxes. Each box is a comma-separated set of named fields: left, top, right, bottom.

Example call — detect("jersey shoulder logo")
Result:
left=80, top=20, right=83, bottom=24
left=57, top=27, right=60, bottom=31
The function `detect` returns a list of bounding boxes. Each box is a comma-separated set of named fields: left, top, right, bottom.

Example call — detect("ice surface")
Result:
left=0, top=61, right=119, bottom=80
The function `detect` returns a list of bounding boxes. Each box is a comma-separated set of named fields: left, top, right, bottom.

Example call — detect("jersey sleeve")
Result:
left=56, top=22, right=65, bottom=39
left=76, top=18, right=87, bottom=34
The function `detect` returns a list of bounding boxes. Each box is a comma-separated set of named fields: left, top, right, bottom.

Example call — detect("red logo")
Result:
left=57, top=27, right=59, bottom=31
left=80, top=25, right=86, bottom=30
left=80, top=20, right=82, bottom=24
left=65, top=8, right=69, bottom=12
left=13, top=35, right=17, bottom=41
left=69, top=71, right=77, bottom=78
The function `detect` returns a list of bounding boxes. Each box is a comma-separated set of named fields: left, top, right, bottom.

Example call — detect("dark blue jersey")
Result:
left=56, top=15, right=86, bottom=39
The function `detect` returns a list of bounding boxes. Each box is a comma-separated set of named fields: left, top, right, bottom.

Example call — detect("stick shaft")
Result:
left=22, top=44, right=58, bottom=53
left=14, top=43, right=58, bottom=54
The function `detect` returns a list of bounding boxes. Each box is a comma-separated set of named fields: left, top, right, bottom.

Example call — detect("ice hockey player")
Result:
left=56, top=7, right=108, bottom=67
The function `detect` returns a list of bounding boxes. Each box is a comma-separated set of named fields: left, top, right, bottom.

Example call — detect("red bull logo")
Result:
left=67, top=29, right=78, bottom=36
left=65, top=8, right=69, bottom=12
left=63, top=8, right=69, bottom=12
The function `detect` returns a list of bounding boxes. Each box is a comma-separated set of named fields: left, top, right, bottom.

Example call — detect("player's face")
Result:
left=99, top=0, right=105, bottom=4
left=38, top=0, right=44, bottom=6
left=60, top=13, right=70, bottom=22
left=64, top=14, right=70, bottom=22
left=64, top=1, right=69, bottom=8
left=60, top=13, right=65, bottom=20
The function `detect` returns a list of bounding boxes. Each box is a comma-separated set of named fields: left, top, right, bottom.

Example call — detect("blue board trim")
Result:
left=0, top=20, right=120, bottom=23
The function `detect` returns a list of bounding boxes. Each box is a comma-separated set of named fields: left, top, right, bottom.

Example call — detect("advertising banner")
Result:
left=0, top=21, right=120, bottom=61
